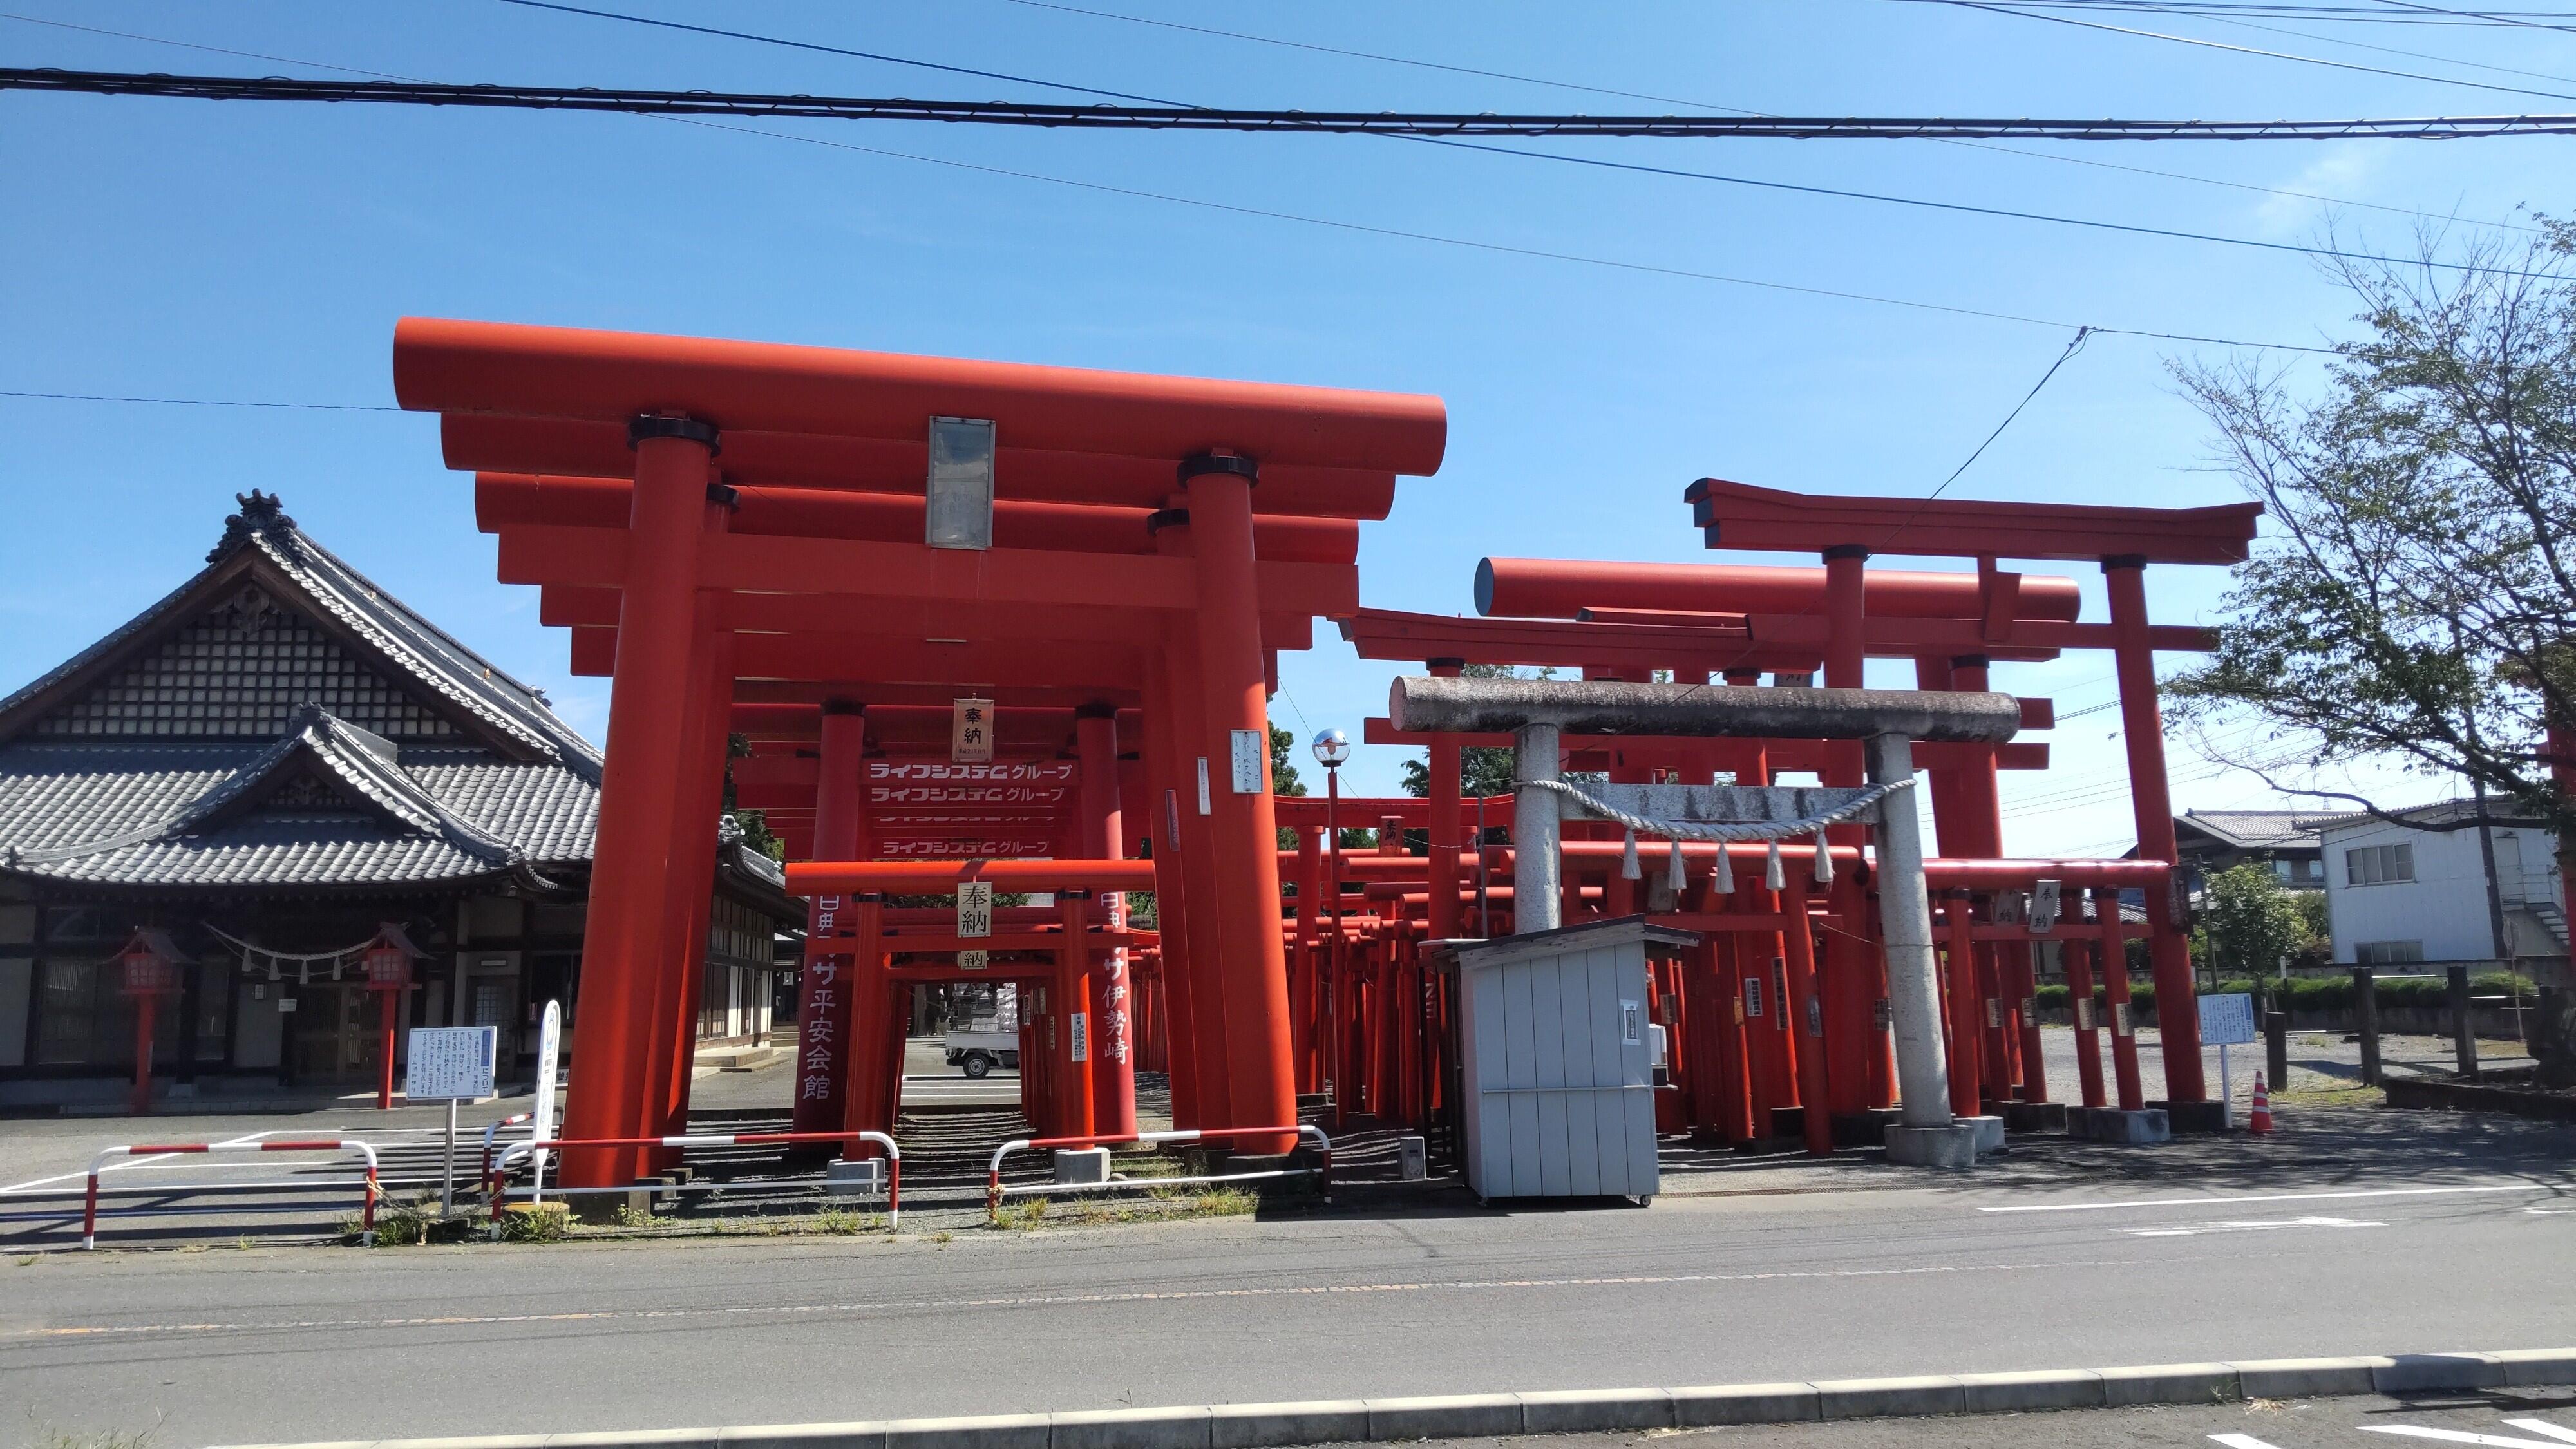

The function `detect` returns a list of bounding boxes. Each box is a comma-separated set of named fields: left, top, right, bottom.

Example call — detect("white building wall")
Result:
left=2322, top=817, right=2561, bottom=964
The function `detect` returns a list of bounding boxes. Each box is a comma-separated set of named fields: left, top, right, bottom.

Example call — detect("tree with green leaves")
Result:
left=2167, top=219, right=2576, bottom=855
left=2202, top=863, right=2309, bottom=982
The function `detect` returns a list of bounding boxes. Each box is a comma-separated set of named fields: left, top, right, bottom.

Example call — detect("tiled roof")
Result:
left=2177, top=809, right=2331, bottom=851
left=0, top=712, right=599, bottom=893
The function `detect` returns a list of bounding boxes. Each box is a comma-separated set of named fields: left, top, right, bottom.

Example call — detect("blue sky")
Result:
left=4, top=1, right=2568, bottom=857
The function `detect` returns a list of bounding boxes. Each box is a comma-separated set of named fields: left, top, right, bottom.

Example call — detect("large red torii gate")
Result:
left=395, top=317, right=1445, bottom=1187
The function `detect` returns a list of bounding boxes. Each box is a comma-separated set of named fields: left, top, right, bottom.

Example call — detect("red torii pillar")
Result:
left=1821, top=547, right=1897, bottom=1119
left=1182, top=454, right=1301, bottom=1153
left=648, top=577, right=739, bottom=1155
left=560, top=415, right=719, bottom=1189
left=791, top=702, right=867, bottom=1140
left=2106, top=558, right=2207, bottom=1103
left=1078, top=705, right=1139, bottom=1139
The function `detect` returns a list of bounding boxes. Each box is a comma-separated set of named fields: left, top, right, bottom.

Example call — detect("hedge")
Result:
left=2033, top=972, right=2537, bottom=1018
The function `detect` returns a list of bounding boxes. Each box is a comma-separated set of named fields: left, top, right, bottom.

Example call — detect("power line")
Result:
left=0, top=388, right=400, bottom=411
left=1905, top=0, right=2576, bottom=99
left=1986, top=0, right=2576, bottom=85
left=1972, top=0, right=2576, bottom=25
left=10, top=68, right=2573, bottom=138
left=0, top=23, right=2343, bottom=354
left=1000, top=0, right=2542, bottom=233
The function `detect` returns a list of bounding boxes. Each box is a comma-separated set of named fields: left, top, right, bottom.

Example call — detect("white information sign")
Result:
left=958, top=949, right=990, bottom=971
left=532, top=999, right=562, bottom=1171
left=957, top=880, right=995, bottom=939
left=1195, top=757, right=1213, bottom=815
left=1069, top=1010, right=1089, bottom=1064
left=1229, top=728, right=1265, bottom=794
left=2030, top=878, right=2061, bottom=934
left=951, top=697, right=995, bottom=764
left=1620, top=999, right=1642, bottom=1045
left=2198, top=992, right=2258, bottom=1045
left=404, top=1025, right=497, bottom=1102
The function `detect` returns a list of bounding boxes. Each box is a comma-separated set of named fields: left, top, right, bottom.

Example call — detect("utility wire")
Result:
left=0, top=388, right=399, bottom=410
left=1909, top=0, right=2576, bottom=100
left=0, top=18, right=2339, bottom=354
left=10, top=68, right=2573, bottom=139
left=1002, top=0, right=2540, bottom=232
left=1930, top=327, right=2095, bottom=497
left=1947, top=0, right=2576, bottom=84
left=1980, top=0, right=2576, bottom=24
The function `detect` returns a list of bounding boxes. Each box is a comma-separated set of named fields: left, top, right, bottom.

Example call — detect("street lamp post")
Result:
left=1312, top=729, right=1350, bottom=1129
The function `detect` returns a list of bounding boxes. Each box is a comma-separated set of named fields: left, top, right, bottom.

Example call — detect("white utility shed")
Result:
left=1450, top=916, right=1700, bottom=1203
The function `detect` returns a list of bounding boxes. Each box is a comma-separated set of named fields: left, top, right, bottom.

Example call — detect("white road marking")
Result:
left=2501, top=1423, right=2576, bottom=1446
left=1982, top=1184, right=2566, bottom=1214
left=0, top=1128, right=280, bottom=1196
left=2363, top=1427, right=2576, bottom=1449
left=2123, top=1215, right=2383, bottom=1237
left=2522, top=1208, right=2576, bottom=1217
left=2211, top=1433, right=2287, bottom=1449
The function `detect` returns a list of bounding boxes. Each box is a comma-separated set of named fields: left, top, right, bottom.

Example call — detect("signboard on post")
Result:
left=958, top=949, right=990, bottom=971
left=2030, top=878, right=2061, bottom=934
left=532, top=999, right=562, bottom=1173
left=2199, top=992, right=2257, bottom=1045
left=404, top=1025, right=498, bottom=1101
left=2199, top=991, right=2256, bottom=1130
left=1069, top=1011, right=1089, bottom=1063
left=957, top=880, right=995, bottom=939
left=951, top=697, right=994, bottom=764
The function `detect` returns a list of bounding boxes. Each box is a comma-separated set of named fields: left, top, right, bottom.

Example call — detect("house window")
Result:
left=2345, top=842, right=2415, bottom=886
left=2356, top=940, right=2425, bottom=965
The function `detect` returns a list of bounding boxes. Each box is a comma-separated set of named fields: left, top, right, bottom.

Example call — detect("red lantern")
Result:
left=365, top=942, right=412, bottom=990
left=117, top=931, right=182, bottom=997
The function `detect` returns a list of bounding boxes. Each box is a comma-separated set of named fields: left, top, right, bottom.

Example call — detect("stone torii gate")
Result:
left=1388, top=674, right=2024, bottom=1167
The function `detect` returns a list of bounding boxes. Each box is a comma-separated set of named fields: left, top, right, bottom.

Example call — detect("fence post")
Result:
left=2447, top=965, right=2479, bottom=1081
left=2352, top=965, right=2381, bottom=1086
left=2264, top=1008, right=2288, bottom=1099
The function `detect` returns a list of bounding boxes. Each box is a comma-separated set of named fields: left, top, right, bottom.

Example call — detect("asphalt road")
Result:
left=7, top=1162, right=2572, bottom=1448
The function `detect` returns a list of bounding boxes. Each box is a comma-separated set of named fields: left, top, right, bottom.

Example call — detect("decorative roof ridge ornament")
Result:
left=207, top=489, right=296, bottom=563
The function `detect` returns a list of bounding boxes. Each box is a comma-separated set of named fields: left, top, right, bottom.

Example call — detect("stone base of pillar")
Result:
left=2071, top=1106, right=2172, bottom=1143
left=2003, top=1101, right=2069, bottom=1133
left=1831, top=1106, right=1904, bottom=1148
left=1961, top=1114, right=2007, bottom=1153
left=1884, top=1122, right=1982, bottom=1168
left=2151, top=1098, right=2230, bottom=1135
left=1767, top=1106, right=1807, bottom=1144
left=572, top=1188, right=655, bottom=1224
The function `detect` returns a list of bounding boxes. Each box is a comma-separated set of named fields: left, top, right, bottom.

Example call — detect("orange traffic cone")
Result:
left=2248, top=1072, right=2273, bottom=1134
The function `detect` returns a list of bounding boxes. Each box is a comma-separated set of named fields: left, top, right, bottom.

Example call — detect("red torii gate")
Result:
left=395, top=317, right=1445, bottom=1187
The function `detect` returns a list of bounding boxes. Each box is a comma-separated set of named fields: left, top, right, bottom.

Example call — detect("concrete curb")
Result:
left=202, top=1348, right=2576, bottom=1449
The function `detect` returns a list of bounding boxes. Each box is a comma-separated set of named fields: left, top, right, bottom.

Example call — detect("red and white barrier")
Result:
left=986, top=1124, right=1332, bottom=1221
left=82, top=1139, right=381, bottom=1250
left=491, top=1131, right=901, bottom=1229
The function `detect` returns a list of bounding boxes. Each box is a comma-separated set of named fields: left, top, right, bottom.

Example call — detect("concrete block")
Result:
left=1514, top=1388, right=1674, bottom=1434
left=1363, top=1393, right=1522, bottom=1440
left=2231, top=1356, right=2394, bottom=1398
left=571, top=1189, right=655, bottom=1224
left=1048, top=1406, right=1211, bottom=1449
left=549, top=1432, right=720, bottom=1449
left=1956, top=1369, right=2105, bottom=1414
left=2003, top=1101, right=2067, bottom=1133
left=1884, top=1124, right=1980, bottom=1168
left=1832, top=1108, right=1904, bottom=1148
left=2083, top=1109, right=2170, bottom=1144
left=2154, top=1099, right=2230, bottom=1135
left=1814, top=1375, right=1967, bottom=1419
left=1052, top=1148, right=1111, bottom=1185
left=722, top=1427, right=889, bottom=1449
left=1666, top=1383, right=1823, bottom=1426
left=1208, top=1401, right=1370, bottom=1449
left=2490, top=1348, right=2576, bottom=1387
left=1961, top=1115, right=2007, bottom=1154
left=2374, top=1354, right=2506, bottom=1393
left=824, top=1158, right=886, bottom=1198
left=2098, top=1362, right=2241, bottom=1407
left=884, top=1414, right=1052, bottom=1449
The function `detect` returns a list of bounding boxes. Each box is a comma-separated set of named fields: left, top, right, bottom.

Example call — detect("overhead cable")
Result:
left=7, top=68, right=2573, bottom=138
